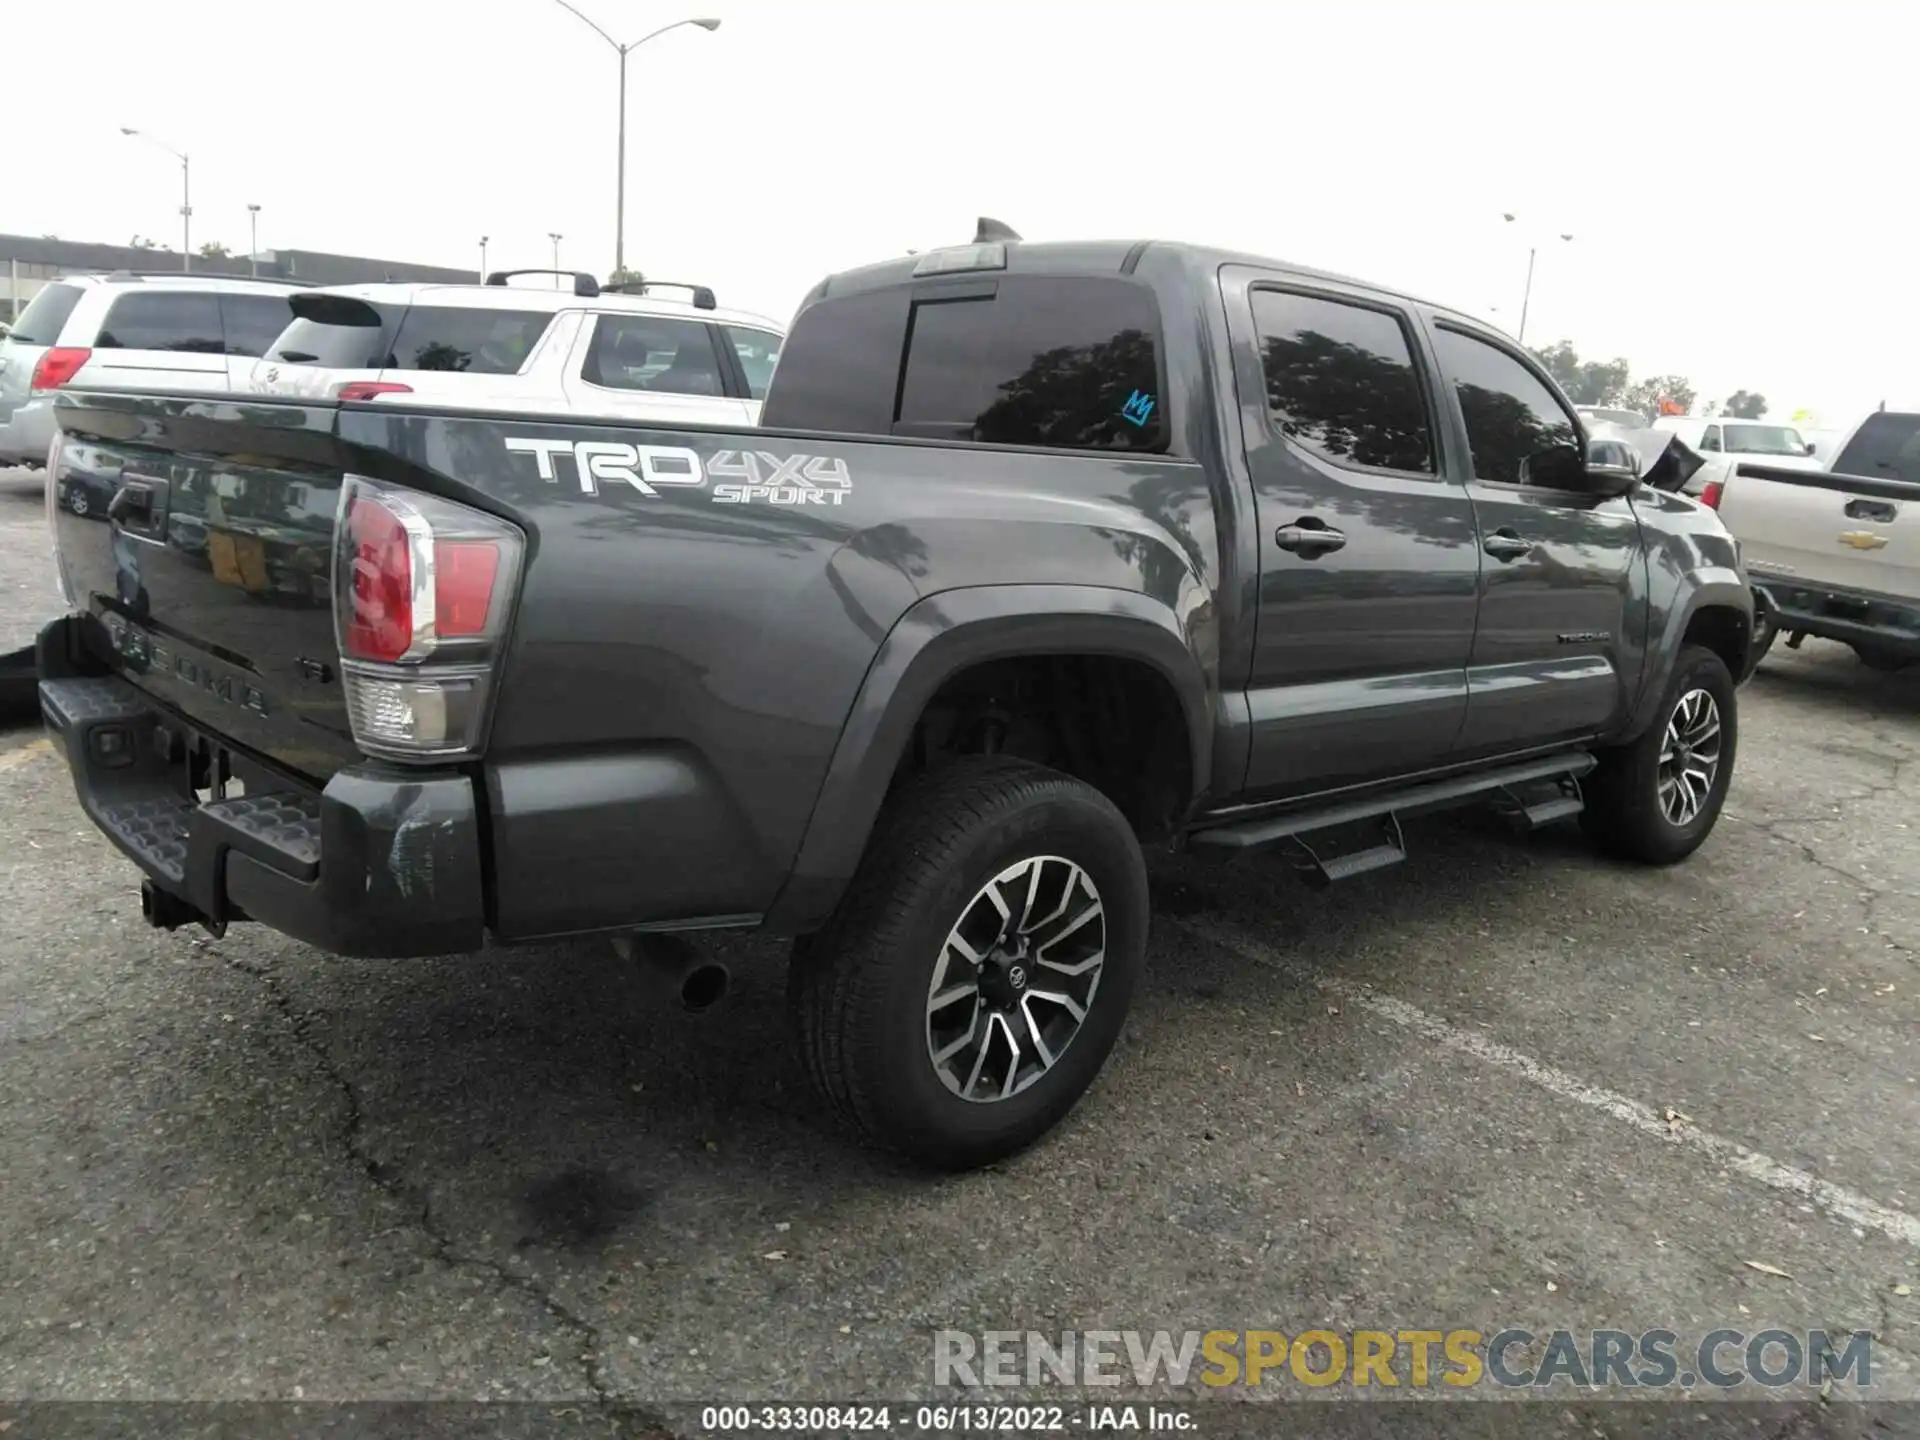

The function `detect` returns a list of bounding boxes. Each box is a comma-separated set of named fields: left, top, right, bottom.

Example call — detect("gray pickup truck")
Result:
left=33, top=227, right=1756, bottom=1169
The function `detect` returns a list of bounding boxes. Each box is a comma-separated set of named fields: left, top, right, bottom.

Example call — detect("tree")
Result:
left=1721, top=389, right=1767, bottom=419
left=198, top=241, right=231, bottom=259
left=1528, top=340, right=1631, bottom=406
left=1623, top=375, right=1697, bottom=417
left=606, top=266, right=645, bottom=290
left=129, top=235, right=160, bottom=250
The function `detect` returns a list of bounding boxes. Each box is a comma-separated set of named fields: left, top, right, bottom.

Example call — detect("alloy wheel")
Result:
left=924, top=855, right=1106, bottom=1103
left=1657, top=687, right=1722, bottom=826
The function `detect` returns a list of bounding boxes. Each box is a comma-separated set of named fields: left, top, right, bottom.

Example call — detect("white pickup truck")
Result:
left=1715, top=409, right=1920, bottom=671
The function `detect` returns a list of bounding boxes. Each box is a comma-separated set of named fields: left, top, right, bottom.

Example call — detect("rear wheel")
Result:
left=789, top=756, right=1148, bottom=1170
left=1581, top=644, right=1737, bottom=865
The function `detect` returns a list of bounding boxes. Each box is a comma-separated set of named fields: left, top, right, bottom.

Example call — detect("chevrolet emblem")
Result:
left=1837, top=530, right=1889, bottom=551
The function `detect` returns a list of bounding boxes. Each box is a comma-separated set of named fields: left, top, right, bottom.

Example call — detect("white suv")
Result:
left=247, top=270, right=784, bottom=427
left=0, top=271, right=306, bottom=467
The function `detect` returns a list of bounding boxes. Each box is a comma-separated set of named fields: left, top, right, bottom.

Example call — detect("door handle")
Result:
left=1275, top=520, right=1346, bottom=557
left=1483, top=529, right=1532, bottom=562
left=1845, top=498, right=1896, bottom=523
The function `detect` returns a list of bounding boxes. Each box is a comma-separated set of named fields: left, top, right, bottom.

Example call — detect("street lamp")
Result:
left=1501, top=213, right=1573, bottom=345
left=549, top=232, right=563, bottom=285
left=121, top=127, right=191, bottom=271
left=247, top=203, right=261, bottom=277
left=551, top=4, right=720, bottom=278
left=479, top=235, right=490, bottom=283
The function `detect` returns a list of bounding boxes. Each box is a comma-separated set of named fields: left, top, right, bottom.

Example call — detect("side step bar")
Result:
left=1188, top=752, right=1596, bottom=885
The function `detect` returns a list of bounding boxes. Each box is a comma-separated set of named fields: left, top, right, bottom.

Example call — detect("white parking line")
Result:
left=1168, top=914, right=1920, bottom=1250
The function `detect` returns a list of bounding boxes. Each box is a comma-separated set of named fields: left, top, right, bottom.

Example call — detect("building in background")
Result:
left=1, top=234, right=475, bottom=317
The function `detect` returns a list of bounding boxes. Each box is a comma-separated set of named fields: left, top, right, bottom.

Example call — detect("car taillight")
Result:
left=1701, top=479, right=1723, bottom=509
left=333, top=475, right=524, bottom=761
left=336, top=380, right=413, bottom=401
left=30, top=347, right=91, bottom=392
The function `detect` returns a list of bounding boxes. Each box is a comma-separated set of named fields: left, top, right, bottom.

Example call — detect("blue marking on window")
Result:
left=1120, top=390, right=1157, bottom=427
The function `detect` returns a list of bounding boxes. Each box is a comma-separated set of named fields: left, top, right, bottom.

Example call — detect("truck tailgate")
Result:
left=49, top=392, right=361, bottom=782
left=1722, top=461, right=1920, bottom=601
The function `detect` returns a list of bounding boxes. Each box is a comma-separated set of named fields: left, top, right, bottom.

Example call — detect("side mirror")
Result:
left=1580, top=438, right=1642, bottom=496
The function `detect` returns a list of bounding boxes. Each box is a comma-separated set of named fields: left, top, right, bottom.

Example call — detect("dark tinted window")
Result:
left=1834, top=412, right=1920, bottom=486
left=95, top=291, right=224, bottom=353
left=757, top=288, right=908, bottom=434
left=1432, top=328, right=1578, bottom=486
left=582, top=315, right=724, bottom=396
left=725, top=325, right=782, bottom=401
left=219, top=293, right=296, bottom=358
left=1251, top=289, right=1434, bottom=473
left=384, top=307, right=550, bottom=374
left=895, top=277, right=1164, bottom=450
left=9, top=283, right=84, bottom=345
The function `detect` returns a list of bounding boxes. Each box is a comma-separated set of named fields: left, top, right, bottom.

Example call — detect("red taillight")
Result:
left=336, top=380, right=414, bottom=401
left=1701, top=479, right=1723, bottom=509
left=344, top=494, right=416, bottom=662
left=435, top=541, right=502, bottom=637
left=30, top=346, right=91, bottom=392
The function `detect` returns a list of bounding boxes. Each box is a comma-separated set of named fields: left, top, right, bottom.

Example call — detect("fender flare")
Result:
left=762, top=584, right=1212, bottom=933
left=1623, top=570, right=1754, bottom=738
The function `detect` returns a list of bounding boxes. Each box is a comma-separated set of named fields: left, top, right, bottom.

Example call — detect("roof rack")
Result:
left=90, top=269, right=316, bottom=287
left=602, top=279, right=717, bottom=311
left=485, top=268, right=600, bottom=298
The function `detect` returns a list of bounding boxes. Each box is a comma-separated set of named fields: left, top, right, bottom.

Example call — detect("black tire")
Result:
left=1580, top=644, right=1737, bottom=865
left=1747, top=604, right=1778, bottom=674
left=1852, top=642, right=1915, bottom=673
left=788, top=755, right=1149, bottom=1171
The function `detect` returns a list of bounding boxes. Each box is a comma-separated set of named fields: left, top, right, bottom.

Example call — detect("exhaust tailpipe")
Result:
left=611, top=933, right=731, bottom=1013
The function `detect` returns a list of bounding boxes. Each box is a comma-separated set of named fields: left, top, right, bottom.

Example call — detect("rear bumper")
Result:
left=0, top=398, right=54, bottom=466
left=1753, top=576, right=1920, bottom=660
left=37, top=620, right=486, bottom=958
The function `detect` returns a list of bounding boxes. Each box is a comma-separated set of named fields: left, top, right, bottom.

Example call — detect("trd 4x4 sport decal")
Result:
left=504, top=438, right=852, bottom=506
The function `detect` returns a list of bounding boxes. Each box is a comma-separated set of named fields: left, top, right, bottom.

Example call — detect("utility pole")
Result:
left=247, top=204, right=261, bottom=276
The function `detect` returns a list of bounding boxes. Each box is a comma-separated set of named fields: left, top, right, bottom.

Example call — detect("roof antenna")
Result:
left=973, top=216, right=1021, bottom=243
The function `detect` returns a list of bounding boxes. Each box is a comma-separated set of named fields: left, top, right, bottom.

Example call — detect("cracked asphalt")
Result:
left=2, top=467, right=1917, bottom=1435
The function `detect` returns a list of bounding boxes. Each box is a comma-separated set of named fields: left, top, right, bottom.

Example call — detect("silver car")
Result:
left=0, top=271, right=306, bottom=468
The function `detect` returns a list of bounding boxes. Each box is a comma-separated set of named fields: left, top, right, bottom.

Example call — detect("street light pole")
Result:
left=1501, top=213, right=1572, bottom=345
left=549, top=232, right=563, bottom=285
left=247, top=204, right=261, bottom=277
left=479, top=236, right=489, bottom=283
left=551, top=5, right=721, bottom=279
left=122, top=127, right=192, bottom=271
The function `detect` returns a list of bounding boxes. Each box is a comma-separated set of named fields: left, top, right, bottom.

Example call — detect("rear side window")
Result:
left=1834, top=412, right=1920, bottom=486
left=9, top=283, right=84, bottom=345
left=896, top=277, right=1164, bottom=450
left=385, top=307, right=551, bottom=374
left=1251, top=288, right=1434, bottom=473
left=95, top=291, right=225, bottom=353
left=724, top=325, right=782, bottom=401
left=761, top=276, right=1165, bottom=451
left=582, top=315, right=725, bottom=396
left=219, top=293, right=296, bottom=358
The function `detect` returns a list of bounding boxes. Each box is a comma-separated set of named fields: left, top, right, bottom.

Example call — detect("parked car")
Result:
left=1575, top=404, right=1652, bottom=430
left=34, top=225, right=1755, bottom=1169
left=0, top=271, right=306, bottom=468
left=1718, top=408, right=1920, bottom=671
left=246, top=271, right=784, bottom=428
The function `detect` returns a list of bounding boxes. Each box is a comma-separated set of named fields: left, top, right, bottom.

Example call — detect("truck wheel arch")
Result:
left=1626, top=574, right=1755, bottom=738
left=763, top=584, right=1213, bottom=934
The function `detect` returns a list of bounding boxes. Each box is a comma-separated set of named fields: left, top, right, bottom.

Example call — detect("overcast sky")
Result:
left=10, top=0, right=1909, bottom=425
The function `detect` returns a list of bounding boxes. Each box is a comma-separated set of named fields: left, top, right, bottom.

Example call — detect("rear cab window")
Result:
left=762, top=274, right=1167, bottom=452
left=1834, top=412, right=1920, bottom=486
left=94, top=291, right=225, bottom=353
left=8, top=283, right=85, bottom=345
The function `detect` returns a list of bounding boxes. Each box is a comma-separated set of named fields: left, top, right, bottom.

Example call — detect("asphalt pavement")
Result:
left=1, top=466, right=1915, bottom=1436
